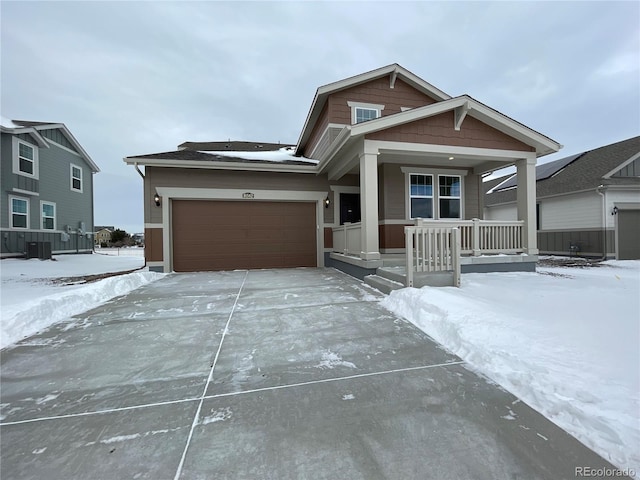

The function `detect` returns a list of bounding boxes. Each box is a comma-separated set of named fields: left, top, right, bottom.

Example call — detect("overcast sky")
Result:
left=2, top=1, right=638, bottom=233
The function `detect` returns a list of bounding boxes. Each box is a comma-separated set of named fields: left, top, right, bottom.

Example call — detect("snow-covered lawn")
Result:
left=381, top=260, right=640, bottom=472
left=1, top=252, right=164, bottom=349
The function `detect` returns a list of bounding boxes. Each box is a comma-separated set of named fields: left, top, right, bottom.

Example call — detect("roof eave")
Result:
left=123, top=157, right=319, bottom=174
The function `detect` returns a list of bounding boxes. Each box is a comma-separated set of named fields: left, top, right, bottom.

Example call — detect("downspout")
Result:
left=595, top=185, right=606, bottom=259
left=133, top=162, right=146, bottom=269
left=134, top=162, right=145, bottom=179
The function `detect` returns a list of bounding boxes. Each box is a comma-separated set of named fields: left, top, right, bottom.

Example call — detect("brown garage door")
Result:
left=172, top=200, right=317, bottom=272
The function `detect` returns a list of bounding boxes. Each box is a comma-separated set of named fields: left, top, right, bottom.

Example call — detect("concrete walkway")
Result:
left=0, top=268, right=619, bottom=479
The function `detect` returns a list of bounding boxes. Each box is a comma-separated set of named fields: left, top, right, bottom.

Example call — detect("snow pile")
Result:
left=200, top=146, right=318, bottom=164
left=1, top=254, right=164, bottom=349
left=381, top=261, right=640, bottom=471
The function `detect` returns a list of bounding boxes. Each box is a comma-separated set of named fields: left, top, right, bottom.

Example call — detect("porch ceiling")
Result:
left=340, top=150, right=521, bottom=176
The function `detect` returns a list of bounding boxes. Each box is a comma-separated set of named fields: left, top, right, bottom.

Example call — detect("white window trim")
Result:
left=346, top=101, right=385, bottom=124
left=41, top=200, right=56, bottom=231
left=12, top=137, right=39, bottom=179
left=9, top=195, right=29, bottom=229
left=70, top=163, right=83, bottom=192
left=403, top=169, right=466, bottom=220
left=408, top=174, right=434, bottom=220
left=438, top=174, right=462, bottom=220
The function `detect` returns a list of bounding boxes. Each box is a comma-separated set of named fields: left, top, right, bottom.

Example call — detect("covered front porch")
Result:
left=322, top=138, right=540, bottom=287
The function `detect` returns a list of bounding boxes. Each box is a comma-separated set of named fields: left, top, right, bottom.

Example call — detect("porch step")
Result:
left=381, top=254, right=406, bottom=267
left=363, top=274, right=405, bottom=295
left=376, top=266, right=407, bottom=284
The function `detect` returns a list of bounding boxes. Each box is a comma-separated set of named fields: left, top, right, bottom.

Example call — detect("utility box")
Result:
left=26, top=242, right=52, bottom=260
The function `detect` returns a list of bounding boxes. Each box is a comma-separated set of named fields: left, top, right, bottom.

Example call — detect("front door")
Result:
left=340, top=193, right=361, bottom=225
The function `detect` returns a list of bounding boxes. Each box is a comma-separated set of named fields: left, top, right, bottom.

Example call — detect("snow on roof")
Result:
left=199, top=146, right=318, bottom=164
left=0, top=116, right=19, bottom=129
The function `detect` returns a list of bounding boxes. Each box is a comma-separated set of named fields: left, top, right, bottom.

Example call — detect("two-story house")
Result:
left=1, top=118, right=100, bottom=258
left=125, top=64, right=561, bottom=285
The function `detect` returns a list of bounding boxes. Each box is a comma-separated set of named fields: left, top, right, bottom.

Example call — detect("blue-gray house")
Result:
left=1, top=118, right=100, bottom=258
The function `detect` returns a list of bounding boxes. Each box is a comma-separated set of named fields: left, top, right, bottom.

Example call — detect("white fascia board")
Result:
left=1, top=126, right=49, bottom=147
left=316, top=126, right=352, bottom=173
left=34, top=124, right=100, bottom=173
left=124, top=158, right=319, bottom=174
left=603, top=151, right=640, bottom=178
left=462, top=97, right=562, bottom=156
left=366, top=140, right=536, bottom=161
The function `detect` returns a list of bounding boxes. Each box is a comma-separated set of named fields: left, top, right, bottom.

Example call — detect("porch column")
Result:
left=516, top=156, right=538, bottom=255
left=359, top=151, right=380, bottom=260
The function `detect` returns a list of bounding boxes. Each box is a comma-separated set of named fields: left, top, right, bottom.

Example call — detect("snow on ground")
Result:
left=381, top=260, right=640, bottom=471
left=1, top=251, right=164, bottom=349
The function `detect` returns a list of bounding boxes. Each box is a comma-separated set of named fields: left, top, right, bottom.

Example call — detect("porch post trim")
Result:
left=516, top=155, right=539, bottom=255
left=359, top=147, right=381, bottom=260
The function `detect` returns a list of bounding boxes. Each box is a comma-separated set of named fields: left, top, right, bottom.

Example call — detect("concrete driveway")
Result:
left=0, top=268, right=619, bottom=479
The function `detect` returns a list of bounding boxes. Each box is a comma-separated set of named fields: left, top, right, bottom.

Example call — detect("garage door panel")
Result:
left=172, top=200, right=317, bottom=272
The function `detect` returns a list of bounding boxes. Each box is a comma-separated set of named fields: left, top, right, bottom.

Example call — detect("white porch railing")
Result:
left=332, top=222, right=362, bottom=256
left=415, top=219, right=525, bottom=255
left=405, top=226, right=461, bottom=288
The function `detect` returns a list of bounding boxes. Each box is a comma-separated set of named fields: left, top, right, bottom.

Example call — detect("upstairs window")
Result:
left=42, top=201, right=56, bottom=230
left=355, top=107, right=378, bottom=124
left=438, top=175, right=461, bottom=219
left=410, top=174, right=433, bottom=219
left=10, top=196, right=29, bottom=229
left=347, top=101, right=384, bottom=125
left=12, top=138, right=39, bottom=179
left=71, top=164, right=83, bottom=192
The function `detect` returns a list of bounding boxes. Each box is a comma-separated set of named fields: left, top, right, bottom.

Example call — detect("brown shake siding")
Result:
left=305, top=103, right=330, bottom=157
left=324, top=227, right=333, bottom=249
left=144, top=227, right=163, bottom=262
left=366, top=112, right=535, bottom=152
left=327, top=78, right=438, bottom=126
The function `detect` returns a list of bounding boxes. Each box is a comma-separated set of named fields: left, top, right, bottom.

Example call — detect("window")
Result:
left=12, top=137, right=39, bottom=178
left=355, top=108, right=378, bottom=124
left=10, top=196, right=29, bottom=229
left=438, top=175, right=461, bottom=219
left=347, top=101, right=384, bottom=125
left=41, top=202, right=56, bottom=230
left=403, top=168, right=466, bottom=220
left=410, top=174, right=433, bottom=219
left=71, top=164, right=83, bottom=192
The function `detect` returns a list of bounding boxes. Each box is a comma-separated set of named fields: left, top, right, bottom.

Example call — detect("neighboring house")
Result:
left=1, top=118, right=99, bottom=257
left=124, top=64, right=561, bottom=280
left=485, top=136, right=640, bottom=259
left=95, top=228, right=112, bottom=246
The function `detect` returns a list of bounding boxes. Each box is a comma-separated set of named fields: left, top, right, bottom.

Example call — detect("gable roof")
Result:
left=485, top=136, right=640, bottom=205
left=1, top=118, right=100, bottom=172
left=296, top=63, right=451, bottom=154
left=296, top=64, right=561, bottom=162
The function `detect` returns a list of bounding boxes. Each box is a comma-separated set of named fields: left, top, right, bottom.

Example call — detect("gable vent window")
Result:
left=347, top=101, right=384, bottom=125
left=71, top=164, right=83, bottom=192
